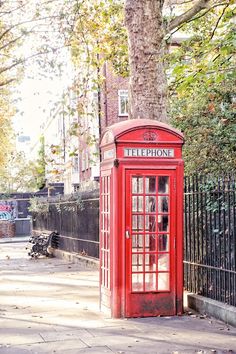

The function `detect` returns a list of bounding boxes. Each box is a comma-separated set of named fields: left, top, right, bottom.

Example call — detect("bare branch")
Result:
left=0, top=44, right=68, bottom=76
left=0, top=60, right=24, bottom=76
left=168, top=0, right=212, bottom=31
left=0, top=0, right=31, bottom=18
left=210, top=3, right=229, bottom=39
left=0, top=33, right=26, bottom=52
left=167, top=1, right=230, bottom=38
left=166, top=7, right=211, bottom=39
left=0, top=15, right=59, bottom=43
left=171, top=1, right=195, bottom=4
left=0, top=78, right=15, bottom=87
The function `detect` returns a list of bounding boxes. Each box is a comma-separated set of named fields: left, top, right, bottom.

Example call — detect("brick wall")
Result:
left=79, top=63, right=129, bottom=184
left=100, top=62, right=128, bottom=134
left=0, top=221, right=15, bottom=237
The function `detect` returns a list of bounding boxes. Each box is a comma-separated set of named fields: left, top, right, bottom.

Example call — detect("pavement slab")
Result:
left=0, top=241, right=236, bottom=354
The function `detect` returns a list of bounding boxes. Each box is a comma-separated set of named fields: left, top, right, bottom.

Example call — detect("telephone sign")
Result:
left=124, top=148, right=174, bottom=158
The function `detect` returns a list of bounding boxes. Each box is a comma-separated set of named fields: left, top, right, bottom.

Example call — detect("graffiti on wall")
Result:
left=0, top=201, right=17, bottom=220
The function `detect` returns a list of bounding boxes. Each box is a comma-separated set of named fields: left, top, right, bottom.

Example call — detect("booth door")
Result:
left=125, top=170, right=176, bottom=317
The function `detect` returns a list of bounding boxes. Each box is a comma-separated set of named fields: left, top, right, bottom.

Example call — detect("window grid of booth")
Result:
left=101, top=175, right=111, bottom=289
left=131, top=175, right=170, bottom=292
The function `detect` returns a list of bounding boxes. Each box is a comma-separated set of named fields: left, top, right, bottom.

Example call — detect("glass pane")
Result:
left=158, top=215, right=169, bottom=232
left=145, top=234, right=157, bottom=252
left=132, top=234, right=143, bottom=252
left=120, top=95, right=128, bottom=115
left=145, top=273, right=156, bottom=291
left=132, top=196, right=143, bottom=212
left=145, top=254, right=156, bottom=271
left=107, top=176, right=110, bottom=193
left=132, top=254, right=143, bottom=272
left=145, top=196, right=156, bottom=212
left=107, top=212, right=110, bottom=230
left=132, top=265, right=143, bottom=272
left=158, top=234, right=169, bottom=252
left=104, top=250, right=107, bottom=268
left=158, top=196, right=169, bottom=213
left=104, top=232, right=107, bottom=249
left=158, top=254, right=169, bottom=271
left=145, top=215, right=156, bottom=232
left=132, top=273, right=144, bottom=292
left=158, top=273, right=170, bottom=291
left=104, top=213, right=107, bottom=231
left=103, top=177, right=106, bottom=194
left=132, top=215, right=144, bottom=231
left=102, top=196, right=104, bottom=214
left=102, top=213, right=104, bottom=231
left=107, top=194, right=110, bottom=212
left=158, top=176, right=169, bottom=194
left=104, top=195, right=107, bottom=212
left=132, top=177, right=143, bottom=194
left=145, top=177, right=156, bottom=194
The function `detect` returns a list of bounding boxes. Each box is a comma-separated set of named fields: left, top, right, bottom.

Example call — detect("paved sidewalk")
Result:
left=0, top=241, right=235, bottom=354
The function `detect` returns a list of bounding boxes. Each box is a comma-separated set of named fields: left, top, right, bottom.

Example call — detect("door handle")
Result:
left=125, top=230, right=130, bottom=239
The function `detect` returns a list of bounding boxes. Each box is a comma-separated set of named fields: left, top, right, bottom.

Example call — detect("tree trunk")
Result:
left=125, top=0, right=168, bottom=122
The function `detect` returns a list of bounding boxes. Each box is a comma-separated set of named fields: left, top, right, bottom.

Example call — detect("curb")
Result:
left=0, top=236, right=30, bottom=244
left=52, top=248, right=99, bottom=269
left=188, top=293, right=236, bottom=327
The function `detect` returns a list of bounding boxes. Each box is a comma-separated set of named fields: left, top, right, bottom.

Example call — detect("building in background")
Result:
left=16, top=135, right=31, bottom=158
left=100, top=63, right=128, bottom=133
left=41, top=90, right=80, bottom=195
left=76, top=62, right=128, bottom=190
left=40, top=62, right=128, bottom=192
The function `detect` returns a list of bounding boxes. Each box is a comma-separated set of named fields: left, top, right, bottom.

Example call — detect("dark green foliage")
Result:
left=169, top=3, right=236, bottom=175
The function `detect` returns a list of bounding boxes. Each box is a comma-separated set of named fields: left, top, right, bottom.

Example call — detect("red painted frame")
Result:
left=125, top=168, right=176, bottom=317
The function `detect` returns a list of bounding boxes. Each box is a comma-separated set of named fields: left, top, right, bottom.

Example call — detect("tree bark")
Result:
left=125, top=0, right=167, bottom=122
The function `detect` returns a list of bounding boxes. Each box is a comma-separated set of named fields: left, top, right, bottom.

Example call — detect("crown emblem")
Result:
left=143, top=131, right=158, bottom=141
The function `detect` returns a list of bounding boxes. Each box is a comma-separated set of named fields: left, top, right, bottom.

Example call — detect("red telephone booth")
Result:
left=100, top=119, right=184, bottom=318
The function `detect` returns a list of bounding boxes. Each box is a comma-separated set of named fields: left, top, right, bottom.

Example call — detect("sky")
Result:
left=14, top=76, right=65, bottom=141
left=10, top=0, right=72, bottom=156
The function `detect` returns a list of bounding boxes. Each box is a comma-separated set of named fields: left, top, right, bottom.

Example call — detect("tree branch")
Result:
left=168, top=0, right=212, bottom=31
left=0, top=78, right=15, bottom=87
left=166, top=1, right=194, bottom=4
left=0, top=33, right=26, bottom=52
left=210, top=3, right=229, bottom=39
left=166, top=7, right=211, bottom=40
left=0, top=44, right=67, bottom=76
left=0, top=1, right=31, bottom=18
left=0, top=15, right=59, bottom=43
left=166, top=1, right=230, bottom=39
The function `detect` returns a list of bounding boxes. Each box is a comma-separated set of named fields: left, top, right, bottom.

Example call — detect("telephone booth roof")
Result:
left=101, top=119, right=184, bottom=147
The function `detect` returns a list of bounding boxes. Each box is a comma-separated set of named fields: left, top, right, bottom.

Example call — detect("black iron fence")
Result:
left=32, top=190, right=99, bottom=258
left=184, top=175, right=236, bottom=307
left=32, top=176, right=236, bottom=307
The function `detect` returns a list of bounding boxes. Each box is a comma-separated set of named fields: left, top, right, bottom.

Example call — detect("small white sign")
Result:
left=124, top=148, right=174, bottom=158
left=103, top=149, right=115, bottom=160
